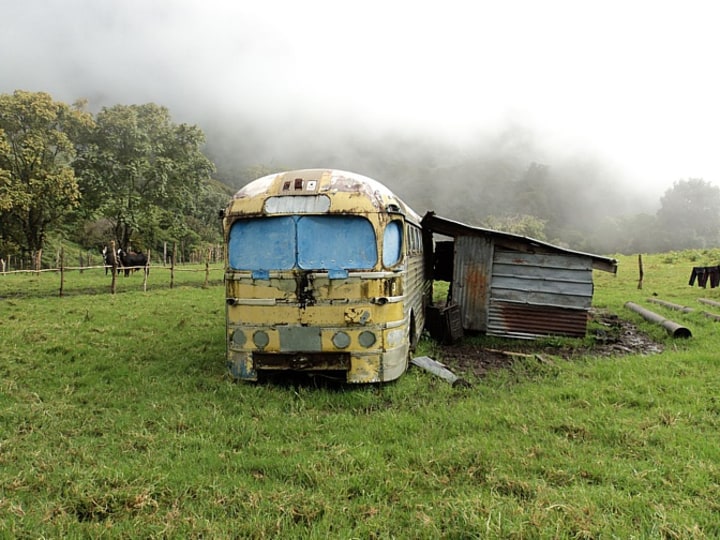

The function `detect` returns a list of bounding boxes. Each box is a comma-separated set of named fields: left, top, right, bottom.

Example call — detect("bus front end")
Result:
left=223, top=169, right=424, bottom=383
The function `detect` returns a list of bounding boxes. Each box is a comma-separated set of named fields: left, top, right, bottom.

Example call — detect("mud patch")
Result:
left=436, top=309, right=664, bottom=379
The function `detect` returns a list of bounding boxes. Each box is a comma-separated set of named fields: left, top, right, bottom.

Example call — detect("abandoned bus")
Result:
left=223, top=169, right=432, bottom=383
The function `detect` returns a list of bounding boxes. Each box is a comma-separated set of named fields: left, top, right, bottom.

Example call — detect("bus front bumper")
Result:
left=226, top=347, right=408, bottom=383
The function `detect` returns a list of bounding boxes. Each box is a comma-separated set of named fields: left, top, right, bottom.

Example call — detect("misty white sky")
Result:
left=2, top=0, right=719, bottom=199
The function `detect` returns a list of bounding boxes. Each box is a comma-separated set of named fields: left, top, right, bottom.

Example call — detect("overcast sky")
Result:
left=3, top=0, right=719, bottom=199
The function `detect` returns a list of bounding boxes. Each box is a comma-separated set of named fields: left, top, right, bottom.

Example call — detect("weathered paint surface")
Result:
left=227, top=169, right=422, bottom=222
left=223, top=169, right=429, bottom=383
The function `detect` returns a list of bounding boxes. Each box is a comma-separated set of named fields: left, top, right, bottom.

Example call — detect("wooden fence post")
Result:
left=170, top=242, right=176, bottom=289
left=110, top=240, right=118, bottom=295
left=59, top=247, right=65, bottom=297
left=204, top=248, right=210, bottom=289
left=143, top=249, right=150, bottom=292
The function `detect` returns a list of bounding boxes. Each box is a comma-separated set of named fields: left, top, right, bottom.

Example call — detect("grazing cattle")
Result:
left=118, top=248, right=149, bottom=276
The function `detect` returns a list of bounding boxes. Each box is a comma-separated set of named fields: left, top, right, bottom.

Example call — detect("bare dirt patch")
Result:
left=437, top=309, right=664, bottom=379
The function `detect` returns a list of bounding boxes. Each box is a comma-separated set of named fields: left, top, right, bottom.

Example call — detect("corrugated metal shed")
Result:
left=422, top=212, right=618, bottom=339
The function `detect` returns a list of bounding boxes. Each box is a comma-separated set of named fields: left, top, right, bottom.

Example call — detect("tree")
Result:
left=0, top=133, right=12, bottom=211
left=656, top=178, right=720, bottom=251
left=480, top=214, right=547, bottom=239
left=75, top=103, right=215, bottom=252
left=0, top=90, right=94, bottom=266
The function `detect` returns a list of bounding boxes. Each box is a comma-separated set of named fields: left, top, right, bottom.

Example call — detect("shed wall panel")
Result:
left=490, top=288, right=591, bottom=309
left=493, top=250, right=594, bottom=271
left=492, top=263, right=591, bottom=280
left=453, top=236, right=493, bottom=331
left=491, top=275, right=593, bottom=299
left=487, top=249, right=594, bottom=337
left=487, top=301, right=588, bottom=338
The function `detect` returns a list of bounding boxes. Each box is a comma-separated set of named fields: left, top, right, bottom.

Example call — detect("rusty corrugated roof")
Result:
left=422, top=212, right=617, bottom=274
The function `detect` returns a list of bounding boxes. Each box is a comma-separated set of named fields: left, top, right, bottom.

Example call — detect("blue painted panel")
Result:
left=297, top=216, right=377, bottom=270
left=228, top=217, right=296, bottom=270
left=383, top=221, right=403, bottom=267
left=328, top=269, right=349, bottom=279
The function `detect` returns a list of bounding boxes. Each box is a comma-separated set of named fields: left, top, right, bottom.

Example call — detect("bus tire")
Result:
left=408, top=312, right=418, bottom=353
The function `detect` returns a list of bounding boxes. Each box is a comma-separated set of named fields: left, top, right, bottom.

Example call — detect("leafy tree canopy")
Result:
left=0, top=90, right=94, bottom=259
left=75, top=103, right=215, bottom=251
left=480, top=214, right=547, bottom=240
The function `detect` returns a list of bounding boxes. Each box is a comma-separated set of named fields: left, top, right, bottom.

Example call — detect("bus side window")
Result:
left=407, top=226, right=418, bottom=254
left=383, top=221, right=403, bottom=267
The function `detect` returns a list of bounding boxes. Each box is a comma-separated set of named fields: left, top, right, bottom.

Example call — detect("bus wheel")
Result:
left=408, top=313, right=418, bottom=353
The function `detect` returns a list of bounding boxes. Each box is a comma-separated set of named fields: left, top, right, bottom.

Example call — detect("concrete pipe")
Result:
left=646, top=298, right=694, bottom=313
left=624, top=301, right=692, bottom=338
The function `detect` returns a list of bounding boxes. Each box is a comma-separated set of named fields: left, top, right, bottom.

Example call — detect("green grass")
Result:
left=2, top=252, right=720, bottom=538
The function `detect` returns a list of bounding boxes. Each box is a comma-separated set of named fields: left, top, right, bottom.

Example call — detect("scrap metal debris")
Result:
left=410, top=356, right=471, bottom=387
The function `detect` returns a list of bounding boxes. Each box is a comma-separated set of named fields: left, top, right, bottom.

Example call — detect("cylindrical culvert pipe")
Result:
left=624, top=301, right=692, bottom=338
left=646, top=298, right=694, bottom=313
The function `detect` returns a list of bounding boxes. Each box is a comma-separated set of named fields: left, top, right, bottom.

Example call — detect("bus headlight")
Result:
left=253, top=330, right=270, bottom=348
left=231, top=329, right=246, bottom=347
left=358, top=331, right=376, bottom=348
left=332, top=331, right=351, bottom=349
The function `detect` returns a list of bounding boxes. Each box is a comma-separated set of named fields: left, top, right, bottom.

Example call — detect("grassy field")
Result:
left=2, top=251, right=720, bottom=538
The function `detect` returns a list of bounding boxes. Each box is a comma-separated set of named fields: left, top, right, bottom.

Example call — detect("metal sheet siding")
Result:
left=487, top=249, right=594, bottom=338
left=453, top=236, right=493, bottom=331
left=487, top=302, right=588, bottom=338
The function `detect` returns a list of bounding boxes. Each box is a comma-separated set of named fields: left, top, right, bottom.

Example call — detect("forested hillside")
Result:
left=0, top=91, right=229, bottom=269
left=2, top=90, right=719, bottom=268
left=205, top=119, right=720, bottom=256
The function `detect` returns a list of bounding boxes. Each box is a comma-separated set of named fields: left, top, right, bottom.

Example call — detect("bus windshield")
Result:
left=228, top=215, right=378, bottom=271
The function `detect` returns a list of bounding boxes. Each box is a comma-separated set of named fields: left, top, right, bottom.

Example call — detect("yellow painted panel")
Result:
left=227, top=306, right=299, bottom=325
left=226, top=280, right=294, bottom=299
left=251, top=329, right=281, bottom=352
left=226, top=276, right=392, bottom=301
left=348, top=355, right=381, bottom=383
left=227, top=302, right=406, bottom=327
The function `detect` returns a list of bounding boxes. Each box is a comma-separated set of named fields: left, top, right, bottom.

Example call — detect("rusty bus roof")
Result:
left=226, top=169, right=421, bottom=222
left=422, top=211, right=618, bottom=274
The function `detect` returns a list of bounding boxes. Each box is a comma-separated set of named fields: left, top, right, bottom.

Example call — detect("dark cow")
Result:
left=118, top=248, right=149, bottom=277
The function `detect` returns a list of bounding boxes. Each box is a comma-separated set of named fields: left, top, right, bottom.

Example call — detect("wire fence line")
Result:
left=0, top=254, right=225, bottom=298
left=0, top=243, right=223, bottom=274
left=0, top=243, right=226, bottom=297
